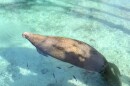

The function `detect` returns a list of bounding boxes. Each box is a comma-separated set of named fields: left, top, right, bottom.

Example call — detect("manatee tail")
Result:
left=101, top=62, right=122, bottom=86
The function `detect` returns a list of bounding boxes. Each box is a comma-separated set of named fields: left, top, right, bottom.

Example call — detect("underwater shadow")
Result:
left=0, top=47, right=46, bottom=86
left=0, top=47, right=93, bottom=86
left=22, top=0, right=130, bottom=35
left=89, top=0, right=130, bottom=12
left=44, top=1, right=130, bottom=35
left=83, top=7, right=130, bottom=21
left=0, top=0, right=130, bottom=35
left=0, top=0, right=42, bottom=10
left=0, top=1, right=34, bottom=10
left=66, top=1, right=130, bottom=22
left=0, top=0, right=70, bottom=11
left=43, top=1, right=130, bottom=35
left=62, top=8, right=130, bottom=35
left=2, top=0, right=129, bottom=35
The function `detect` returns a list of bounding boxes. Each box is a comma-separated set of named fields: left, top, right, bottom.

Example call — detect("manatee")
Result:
left=22, top=32, right=121, bottom=86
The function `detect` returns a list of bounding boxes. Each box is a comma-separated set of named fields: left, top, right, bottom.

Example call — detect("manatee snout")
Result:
left=22, top=32, right=32, bottom=39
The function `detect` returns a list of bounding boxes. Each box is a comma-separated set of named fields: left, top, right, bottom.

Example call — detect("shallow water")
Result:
left=0, top=0, right=130, bottom=86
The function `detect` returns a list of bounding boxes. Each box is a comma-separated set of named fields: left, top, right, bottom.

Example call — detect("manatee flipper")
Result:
left=36, top=48, right=48, bottom=56
left=36, top=48, right=42, bottom=54
left=101, top=62, right=121, bottom=86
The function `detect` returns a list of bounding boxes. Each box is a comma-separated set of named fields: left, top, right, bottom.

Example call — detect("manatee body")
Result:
left=22, top=32, right=108, bottom=73
left=22, top=32, right=122, bottom=86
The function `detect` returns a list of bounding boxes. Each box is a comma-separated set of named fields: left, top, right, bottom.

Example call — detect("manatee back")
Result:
left=23, top=32, right=107, bottom=73
left=38, top=37, right=107, bottom=72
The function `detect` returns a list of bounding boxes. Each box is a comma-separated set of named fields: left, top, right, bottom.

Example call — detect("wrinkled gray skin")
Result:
left=22, top=32, right=121, bottom=86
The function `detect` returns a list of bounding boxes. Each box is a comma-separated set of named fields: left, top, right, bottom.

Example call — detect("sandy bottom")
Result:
left=0, top=0, right=130, bottom=86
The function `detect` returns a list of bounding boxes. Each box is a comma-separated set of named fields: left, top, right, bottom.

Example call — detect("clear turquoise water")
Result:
left=0, top=0, right=130, bottom=86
